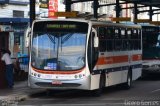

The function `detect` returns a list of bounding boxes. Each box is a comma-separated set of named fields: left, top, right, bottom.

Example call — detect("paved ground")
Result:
left=1, top=74, right=160, bottom=106
left=18, top=74, right=160, bottom=106
left=0, top=80, right=44, bottom=106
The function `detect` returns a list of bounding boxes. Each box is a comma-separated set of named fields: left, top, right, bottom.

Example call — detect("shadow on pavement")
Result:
left=139, top=73, right=160, bottom=81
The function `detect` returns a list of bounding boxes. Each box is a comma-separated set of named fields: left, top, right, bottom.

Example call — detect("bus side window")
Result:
left=106, top=27, right=114, bottom=51
left=132, top=29, right=140, bottom=50
left=121, top=29, right=127, bottom=51
left=138, top=29, right=142, bottom=49
left=114, top=28, right=122, bottom=51
left=127, top=29, right=132, bottom=50
left=99, top=27, right=107, bottom=52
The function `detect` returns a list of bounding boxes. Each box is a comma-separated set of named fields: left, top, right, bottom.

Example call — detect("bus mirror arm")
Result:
left=92, top=28, right=99, bottom=48
left=25, top=27, right=31, bottom=47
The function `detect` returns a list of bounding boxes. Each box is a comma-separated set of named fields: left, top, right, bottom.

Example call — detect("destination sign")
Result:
left=46, top=24, right=77, bottom=29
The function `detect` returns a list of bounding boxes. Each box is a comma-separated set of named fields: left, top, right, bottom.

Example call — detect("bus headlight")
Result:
left=79, top=74, right=82, bottom=78
left=34, top=73, right=37, bottom=77
left=74, top=74, right=85, bottom=79
left=74, top=75, right=78, bottom=79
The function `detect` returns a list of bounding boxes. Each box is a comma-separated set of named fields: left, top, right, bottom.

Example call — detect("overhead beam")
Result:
left=71, top=0, right=93, bottom=3
left=153, top=12, right=160, bottom=15
left=65, top=0, right=71, bottom=12
left=134, top=3, right=138, bottom=22
left=121, top=0, right=152, bottom=3
left=93, top=0, right=99, bottom=19
left=138, top=8, right=160, bottom=13
left=116, top=0, right=120, bottom=18
left=149, top=5, right=152, bottom=21
left=122, top=5, right=146, bottom=9
left=98, top=2, right=126, bottom=7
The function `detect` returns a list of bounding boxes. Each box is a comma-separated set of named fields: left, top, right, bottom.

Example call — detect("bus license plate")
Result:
left=52, top=80, right=62, bottom=85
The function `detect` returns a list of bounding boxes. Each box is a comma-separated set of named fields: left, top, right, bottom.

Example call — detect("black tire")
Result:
left=123, top=71, right=132, bottom=90
left=92, top=74, right=105, bottom=96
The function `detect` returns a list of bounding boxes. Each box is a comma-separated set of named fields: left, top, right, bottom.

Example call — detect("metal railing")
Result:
left=12, top=56, right=29, bottom=72
left=12, top=56, right=29, bottom=81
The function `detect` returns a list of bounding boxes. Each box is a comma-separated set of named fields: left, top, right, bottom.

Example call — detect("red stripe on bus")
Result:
left=132, top=54, right=142, bottom=61
left=32, top=67, right=85, bottom=74
left=96, top=55, right=129, bottom=65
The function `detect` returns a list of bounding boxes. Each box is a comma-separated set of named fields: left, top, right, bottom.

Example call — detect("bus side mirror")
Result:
left=92, top=28, right=99, bottom=48
left=94, top=36, right=99, bottom=48
left=25, top=27, right=31, bottom=48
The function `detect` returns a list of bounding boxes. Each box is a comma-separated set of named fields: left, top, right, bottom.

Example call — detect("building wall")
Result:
left=0, top=5, right=29, bottom=18
left=0, top=0, right=31, bottom=57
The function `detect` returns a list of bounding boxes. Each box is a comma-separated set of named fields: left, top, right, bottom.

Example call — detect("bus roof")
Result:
left=33, top=18, right=141, bottom=29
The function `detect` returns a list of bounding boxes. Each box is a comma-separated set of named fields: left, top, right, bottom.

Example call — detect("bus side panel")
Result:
left=108, top=71, right=123, bottom=86
left=130, top=50, right=142, bottom=81
left=111, top=51, right=129, bottom=85
left=121, top=70, right=128, bottom=83
left=90, top=74, right=100, bottom=90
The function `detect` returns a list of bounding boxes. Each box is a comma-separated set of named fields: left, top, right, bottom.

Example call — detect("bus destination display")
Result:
left=47, top=24, right=76, bottom=29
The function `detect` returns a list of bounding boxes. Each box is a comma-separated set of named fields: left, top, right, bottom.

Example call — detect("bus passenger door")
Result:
left=88, top=28, right=100, bottom=89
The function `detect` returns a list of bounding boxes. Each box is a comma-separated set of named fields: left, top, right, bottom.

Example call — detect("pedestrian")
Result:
left=0, top=49, right=14, bottom=88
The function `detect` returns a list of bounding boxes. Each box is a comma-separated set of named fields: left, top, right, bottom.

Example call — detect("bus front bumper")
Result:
left=28, top=75, right=91, bottom=90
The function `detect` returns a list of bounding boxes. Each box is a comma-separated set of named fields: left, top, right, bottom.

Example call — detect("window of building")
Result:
left=13, top=10, right=24, bottom=18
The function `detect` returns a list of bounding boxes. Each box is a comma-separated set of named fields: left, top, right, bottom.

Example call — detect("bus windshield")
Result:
left=143, top=47, right=160, bottom=59
left=31, top=21, right=88, bottom=71
left=142, top=26, right=160, bottom=59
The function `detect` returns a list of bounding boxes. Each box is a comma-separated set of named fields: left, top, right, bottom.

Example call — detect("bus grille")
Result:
left=35, top=82, right=81, bottom=87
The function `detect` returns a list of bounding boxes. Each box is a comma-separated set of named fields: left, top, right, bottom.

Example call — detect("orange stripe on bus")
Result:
left=97, top=55, right=129, bottom=65
left=132, top=54, right=142, bottom=61
left=32, top=67, right=85, bottom=74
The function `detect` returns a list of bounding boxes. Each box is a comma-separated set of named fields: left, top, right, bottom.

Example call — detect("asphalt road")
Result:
left=18, top=74, right=160, bottom=106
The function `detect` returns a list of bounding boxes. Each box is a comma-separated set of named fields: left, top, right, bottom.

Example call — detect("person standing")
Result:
left=1, top=49, right=14, bottom=88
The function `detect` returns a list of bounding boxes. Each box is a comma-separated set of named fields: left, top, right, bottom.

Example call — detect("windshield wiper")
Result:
left=48, top=34, right=56, bottom=44
left=61, top=33, right=73, bottom=44
left=47, top=34, right=57, bottom=51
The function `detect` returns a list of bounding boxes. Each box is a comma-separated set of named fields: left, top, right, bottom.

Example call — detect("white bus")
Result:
left=27, top=19, right=142, bottom=95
